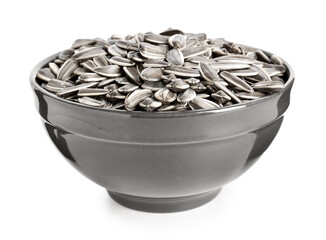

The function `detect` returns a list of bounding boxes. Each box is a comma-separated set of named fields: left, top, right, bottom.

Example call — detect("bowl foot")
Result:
left=107, top=189, right=221, bottom=213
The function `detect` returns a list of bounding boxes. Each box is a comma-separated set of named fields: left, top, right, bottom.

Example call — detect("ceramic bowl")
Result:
left=30, top=52, right=294, bottom=213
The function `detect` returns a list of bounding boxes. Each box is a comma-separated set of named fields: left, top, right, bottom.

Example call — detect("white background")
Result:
left=1, top=0, right=325, bottom=239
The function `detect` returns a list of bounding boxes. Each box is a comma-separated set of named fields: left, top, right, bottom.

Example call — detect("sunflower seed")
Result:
left=202, top=48, right=212, bottom=58
left=128, top=51, right=146, bottom=63
left=211, top=38, right=228, bottom=48
left=177, top=89, right=196, bottom=103
left=271, top=76, right=284, bottom=84
left=115, top=40, right=130, bottom=50
left=49, top=62, right=59, bottom=76
left=196, top=93, right=210, bottom=99
left=223, top=42, right=242, bottom=54
left=43, top=84, right=63, bottom=93
left=141, top=81, right=165, bottom=91
left=106, top=89, right=126, bottom=100
left=78, top=88, right=109, bottom=96
left=201, top=80, right=228, bottom=87
left=206, top=84, right=218, bottom=93
left=65, top=94, right=78, bottom=100
left=255, top=49, right=271, bottom=63
left=108, top=45, right=127, bottom=57
left=157, top=104, right=176, bottom=111
left=190, top=83, right=206, bottom=93
left=118, top=83, right=139, bottom=93
left=216, top=54, right=253, bottom=60
left=182, top=45, right=213, bottom=59
left=140, top=68, right=163, bottom=81
left=98, top=98, right=113, bottom=108
left=59, top=49, right=74, bottom=61
left=262, top=63, right=287, bottom=74
left=224, top=101, right=233, bottom=106
left=47, top=79, right=74, bottom=88
left=220, top=71, right=254, bottom=93
left=139, top=43, right=166, bottom=59
left=125, top=35, right=134, bottom=40
left=228, top=68, right=259, bottom=77
left=109, top=56, right=135, bottom=66
left=183, top=40, right=200, bottom=50
left=144, top=33, right=169, bottom=44
left=166, top=49, right=184, bottom=66
left=54, top=58, right=64, bottom=65
left=212, top=47, right=229, bottom=56
left=168, top=34, right=187, bottom=50
left=263, top=67, right=283, bottom=77
left=123, top=66, right=142, bottom=85
left=161, top=73, right=177, bottom=81
left=160, top=28, right=184, bottom=36
left=79, top=73, right=107, bottom=82
left=143, top=59, right=170, bottom=68
left=211, top=62, right=250, bottom=71
left=174, top=104, right=189, bottom=111
left=134, top=33, right=145, bottom=43
left=124, top=89, right=152, bottom=111
left=252, top=81, right=284, bottom=92
left=77, top=97, right=104, bottom=107
left=184, top=77, right=200, bottom=85
left=271, top=54, right=283, bottom=65
left=73, top=47, right=106, bottom=60
left=81, top=60, right=96, bottom=71
left=104, top=83, right=118, bottom=92
left=211, top=90, right=231, bottom=104
left=93, top=65, right=121, bottom=77
left=164, top=66, right=201, bottom=77
left=188, top=56, right=216, bottom=64
left=249, top=65, right=271, bottom=81
left=37, top=68, right=55, bottom=82
left=199, top=62, right=220, bottom=81
left=93, top=55, right=109, bottom=67
left=166, top=79, right=190, bottom=92
left=110, top=34, right=122, bottom=40
left=246, top=51, right=257, bottom=59
left=139, top=97, right=162, bottom=111
left=215, top=58, right=255, bottom=64
left=115, top=77, right=131, bottom=85
left=57, top=82, right=98, bottom=97
left=127, top=42, right=139, bottom=51
left=213, top=81, right=242, bottom=103
left=189, top=98, right=220, bottom=110
left=154, top=88, right=177, bottom=104
left=184, top=62, right=199, bottom=69
left=72, top=39, right=96, bottom=49
left=236, top=91, right=266, bottom=100
left=187, top=33, right=207, bottom=41
left=136, top=63, right=144, bottom=77
left=57, top=59, right=79, bottom=81
left=97, top=78, right=116, bottom=87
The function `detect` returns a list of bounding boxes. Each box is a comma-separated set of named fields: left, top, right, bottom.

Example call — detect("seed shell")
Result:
left=177, top=89, right=196, bottom=103
left=78, top=97, right=104, bottom=107
left=166, top=49, right=184, bottom=66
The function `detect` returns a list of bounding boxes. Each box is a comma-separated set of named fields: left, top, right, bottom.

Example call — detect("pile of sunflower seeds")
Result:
left=36, top=28, right=287, bottom=111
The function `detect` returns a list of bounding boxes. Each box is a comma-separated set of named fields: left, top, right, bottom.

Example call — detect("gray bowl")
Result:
left=30, top=52, right=294, bottom=213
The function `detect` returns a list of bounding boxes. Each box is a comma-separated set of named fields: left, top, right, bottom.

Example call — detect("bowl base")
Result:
left=107, top=189, right=221, bottom=213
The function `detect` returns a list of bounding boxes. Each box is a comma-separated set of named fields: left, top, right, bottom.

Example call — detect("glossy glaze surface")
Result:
left=30, top=53, right=294, bottom=212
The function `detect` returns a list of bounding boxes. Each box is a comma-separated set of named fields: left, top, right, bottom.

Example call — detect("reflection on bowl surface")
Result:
left=30, top=53, right=294, bottom=213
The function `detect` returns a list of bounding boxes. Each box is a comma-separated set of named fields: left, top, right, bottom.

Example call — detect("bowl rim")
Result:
left=30, top=50, right=295, bottom=118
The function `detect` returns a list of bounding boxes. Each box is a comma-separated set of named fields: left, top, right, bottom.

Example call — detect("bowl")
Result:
left=30, top=51, right=294, bottom=213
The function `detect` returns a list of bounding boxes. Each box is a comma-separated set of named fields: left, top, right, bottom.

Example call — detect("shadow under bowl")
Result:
left=30, top=51, right=294, bottom=213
